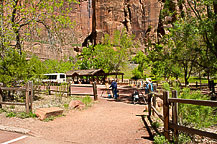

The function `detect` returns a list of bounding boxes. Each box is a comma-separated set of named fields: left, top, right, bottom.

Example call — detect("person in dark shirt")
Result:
left=109, top=79, right=118, bottom=99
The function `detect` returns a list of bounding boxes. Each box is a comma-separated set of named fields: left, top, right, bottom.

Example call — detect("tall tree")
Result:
left=0, top=0, right=78, bottom=54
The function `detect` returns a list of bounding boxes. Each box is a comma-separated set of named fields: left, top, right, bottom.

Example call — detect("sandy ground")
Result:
left=0, top=96, right=152, bottom=144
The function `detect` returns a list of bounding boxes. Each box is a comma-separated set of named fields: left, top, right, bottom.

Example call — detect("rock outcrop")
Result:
left=91, top=0, right=162, bottom=45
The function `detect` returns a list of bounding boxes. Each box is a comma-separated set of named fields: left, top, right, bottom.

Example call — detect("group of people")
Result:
left=107, top=78, right=153, bottom=102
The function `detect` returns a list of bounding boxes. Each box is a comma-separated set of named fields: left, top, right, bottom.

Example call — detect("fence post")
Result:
left=0, top=87, right=3, bottom=108
left=48, top=82, right=51, bottom=95
left=148, top=93, right=152, bottom=116
left=93, top=81, right=98, bottom=101
left=172, top=90, right=178, bottom=143
left=163, top=91, right=170, bottom=140
left=29, top=81, right=33, bottom=112
left=25, top=82, right=30, bottom=114
left=68, top=83, right=71, bottom=97
left=152, top=85, right=157, bottom=116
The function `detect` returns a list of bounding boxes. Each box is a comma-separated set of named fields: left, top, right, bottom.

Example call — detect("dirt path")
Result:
left=0, top=97, right=152, bottom=144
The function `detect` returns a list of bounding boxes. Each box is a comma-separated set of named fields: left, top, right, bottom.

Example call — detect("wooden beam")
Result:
left=70, top=84, right=93, bottom=87
left=169, top=123, right=217, bottom=140
left=0, top=87, right=26, bottom=91
left=151, top=105, right=164, bottom=121
left=0, top=102, right=25, bottom=106
left=169, top=98, right=217, bottom=107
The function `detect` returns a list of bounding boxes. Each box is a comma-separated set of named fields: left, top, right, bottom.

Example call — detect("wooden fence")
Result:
left=37, top=82, right=98, bottom=101
left=0, top=81, right=33, bottom=113
left=148, top=90, right=217, bottom=141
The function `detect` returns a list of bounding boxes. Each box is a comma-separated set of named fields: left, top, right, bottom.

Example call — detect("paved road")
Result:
left=0, top=130, right=27, bottom=144
left=0, top=130, right=67, bottom=144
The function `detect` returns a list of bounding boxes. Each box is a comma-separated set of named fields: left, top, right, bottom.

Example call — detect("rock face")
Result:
left=88, top=0, right=162, bottom=45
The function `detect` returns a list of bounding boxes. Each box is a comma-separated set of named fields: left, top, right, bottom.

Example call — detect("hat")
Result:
left=146, top=78, right=152, bottom=83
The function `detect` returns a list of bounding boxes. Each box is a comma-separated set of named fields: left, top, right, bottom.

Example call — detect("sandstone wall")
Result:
left=93, top=0, right=162, bottom=44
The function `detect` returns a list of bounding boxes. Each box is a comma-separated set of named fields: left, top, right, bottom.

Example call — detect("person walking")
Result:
left=109, top=79, right=118, bottom=99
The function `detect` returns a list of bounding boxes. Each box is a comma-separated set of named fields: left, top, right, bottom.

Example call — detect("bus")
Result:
left=42, top=73, right=66, bottom=83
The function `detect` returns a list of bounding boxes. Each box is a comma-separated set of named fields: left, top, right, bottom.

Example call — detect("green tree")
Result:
left=0, top=48, right=28, bottom=86
left=0, top=0, right=78, bottom=54
left=131, top=51, right=149, bottom=79
left=77, top=30, right=135, bottom=73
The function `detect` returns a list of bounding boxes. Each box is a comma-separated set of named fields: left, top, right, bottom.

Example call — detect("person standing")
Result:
left=145, top=78, right=153, bottom=94
left=109, top=79, right=118, bottom=99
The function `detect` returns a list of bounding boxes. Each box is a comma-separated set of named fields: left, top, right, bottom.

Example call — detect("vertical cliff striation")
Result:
left=86, top=0, right=162, bottom=45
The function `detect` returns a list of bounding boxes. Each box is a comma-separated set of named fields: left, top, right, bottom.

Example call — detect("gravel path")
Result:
left=0, top=97, right=152, bottom=144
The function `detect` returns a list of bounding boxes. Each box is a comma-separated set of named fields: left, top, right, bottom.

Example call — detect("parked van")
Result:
left=42, top=73, right=66, bottom=83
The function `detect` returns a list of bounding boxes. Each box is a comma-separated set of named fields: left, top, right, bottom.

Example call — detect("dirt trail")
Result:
left=0, top=97, right=152, bottom=144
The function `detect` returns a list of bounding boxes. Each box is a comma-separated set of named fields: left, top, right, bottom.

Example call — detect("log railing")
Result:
left=147, top=90, right=217, bottom=141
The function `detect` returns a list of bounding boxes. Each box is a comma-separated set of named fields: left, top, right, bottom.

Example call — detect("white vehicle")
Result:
left=42, top=73, right=66, bottom=83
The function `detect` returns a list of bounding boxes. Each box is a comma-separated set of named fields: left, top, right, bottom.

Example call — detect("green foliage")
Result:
left=63, top=104, right=69, bottom=109
left=6, top=112, right=16, bottom=118
left=132, top=51, right=149, bottom=79
left=17, top=112, right=37, bottom=119
left=77, top=30, right=134, bottom=73
left=162, top=82, right=170, bottom=91
left=0, top=108, right=6, bottom=114
left=178, top=88, right=217, bottom=129
left=43, top=114, right=64, bottom=122
left=154, top=135, right=170, bottom=144
left=177, top=133, right=191, bottom=144
left=81, top=96, right=92, bottom=107
left=151, top=121, right=161, bottom=129
left=0, top=48, right=28, bottom=86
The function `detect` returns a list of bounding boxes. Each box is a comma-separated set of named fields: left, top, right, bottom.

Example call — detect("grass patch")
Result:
left=17, top=112, right=37, bottom=119
left=0, top=108, right=6, bottom=114
left=6, top=112, right=16, bottom=117
left=43, top=114, right=65, bottom=122
left=73, top=95, right=93, bottom=107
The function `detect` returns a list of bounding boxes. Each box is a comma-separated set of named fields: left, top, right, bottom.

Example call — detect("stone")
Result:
left=35, top=107, right=64, bottom=120
left=69, top=100, right=85, bottom=110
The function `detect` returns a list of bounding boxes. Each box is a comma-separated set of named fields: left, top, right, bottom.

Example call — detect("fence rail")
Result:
left=36, top=82, right=98, bottom=101
left=0, top=81, right=33, bottom=113
left=147, top=89, right=217, bottom=141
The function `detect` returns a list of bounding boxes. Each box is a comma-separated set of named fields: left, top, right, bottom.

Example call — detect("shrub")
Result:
left=154, top=135, right=170, bottom=144
left=177, top=133, right=191, bottom=144
left=178, top=88, right=217, bottom=129
left=162, top=82, right=170, bottom=91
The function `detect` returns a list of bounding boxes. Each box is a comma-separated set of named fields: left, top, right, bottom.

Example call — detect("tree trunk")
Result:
left=213, top=2, right=217, bottom=58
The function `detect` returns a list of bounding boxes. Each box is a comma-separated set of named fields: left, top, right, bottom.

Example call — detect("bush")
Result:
left=154, top=135, right=170, bottom=144
left=162, top=82, right=170, bottom=91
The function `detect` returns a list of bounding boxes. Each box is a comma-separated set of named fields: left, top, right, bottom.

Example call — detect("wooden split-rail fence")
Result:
left=147, top=90, right=217, bottom=141
left=0, top=81, right=33, bottom=113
